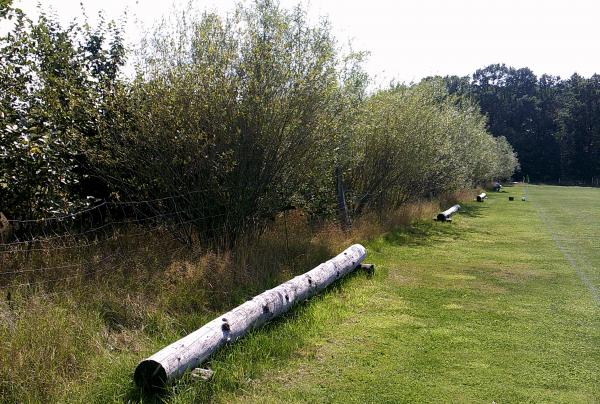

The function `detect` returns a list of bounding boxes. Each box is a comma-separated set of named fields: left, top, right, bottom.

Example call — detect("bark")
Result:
left=436, top=204, right=461, bottom=221
left=134, top=243, right=367, bottom=389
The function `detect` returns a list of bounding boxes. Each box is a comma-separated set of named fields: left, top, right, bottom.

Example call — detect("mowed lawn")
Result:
left=160, top=185, right=600, bottom=403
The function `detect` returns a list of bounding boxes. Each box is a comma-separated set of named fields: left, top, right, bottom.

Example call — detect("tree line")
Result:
left=0, top=0, right=518, bottom=240
left=440, top=64, right=600, bottom=185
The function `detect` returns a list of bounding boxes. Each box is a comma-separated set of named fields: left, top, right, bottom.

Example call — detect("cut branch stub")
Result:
left=134, top=244, right=367, bottom=390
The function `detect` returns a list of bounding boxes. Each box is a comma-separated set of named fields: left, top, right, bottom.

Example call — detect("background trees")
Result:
left=443, top=64, right=600, bottom=185
left=557, top=74, right=600, bottom=182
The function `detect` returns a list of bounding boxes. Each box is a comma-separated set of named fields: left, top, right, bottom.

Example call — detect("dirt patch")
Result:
left=492, top=268, right=543, bottom=283
left=435, top=273, right=477, bottom=281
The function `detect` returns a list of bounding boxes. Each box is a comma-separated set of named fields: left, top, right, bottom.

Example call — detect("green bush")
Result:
left=0, top=0, right=518, bottom=235
left=0, top=5, right=126, bottom=220
left=345, top=79, right=518, bottom=213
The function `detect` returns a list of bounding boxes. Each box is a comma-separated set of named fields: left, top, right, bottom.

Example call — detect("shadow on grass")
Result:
left=381, top=204, right=485, bottom=248
left=125, top=386, right=167, bottom=404
left=459, top=202, right=486, bottom=218
left=124, top=268, right=372, bottom=403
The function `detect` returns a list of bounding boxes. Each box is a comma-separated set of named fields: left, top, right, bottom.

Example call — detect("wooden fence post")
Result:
left=335, top=166, right=351, bottom=230
left=0, top=212, right=11, bottom=243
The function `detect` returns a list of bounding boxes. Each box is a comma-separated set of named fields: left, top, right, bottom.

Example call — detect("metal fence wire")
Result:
left=0, top=190, right=231, bottom=292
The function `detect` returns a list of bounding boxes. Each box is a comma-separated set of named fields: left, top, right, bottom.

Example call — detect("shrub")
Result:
left=0, top=5, right=126, bottom=220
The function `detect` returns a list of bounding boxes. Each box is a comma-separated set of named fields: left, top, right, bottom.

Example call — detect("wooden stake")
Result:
left=335, top=166, right=351, bottom=230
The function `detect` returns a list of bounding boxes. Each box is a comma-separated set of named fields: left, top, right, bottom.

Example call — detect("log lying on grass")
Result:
left=476, top=192, right=487, bottom=202
left=134, top=244, right=367, bottom=390
left=436, top=204, right=460, bottom=222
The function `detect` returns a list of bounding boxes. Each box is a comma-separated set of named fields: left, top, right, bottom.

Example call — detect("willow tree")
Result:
left=346, top=78, right=518, bottom=213
left=0, top=3, right=125, bottom=221
left=107, top=0, right=345, bottom=238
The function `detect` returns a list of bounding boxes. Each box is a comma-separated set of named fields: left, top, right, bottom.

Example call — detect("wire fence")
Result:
left=3, top=189, right=227, bottom=240
left=0, top=190, right=233, bottom=293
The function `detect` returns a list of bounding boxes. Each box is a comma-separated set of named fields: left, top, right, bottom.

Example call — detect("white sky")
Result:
left=13, top=0, right=600, bottom=84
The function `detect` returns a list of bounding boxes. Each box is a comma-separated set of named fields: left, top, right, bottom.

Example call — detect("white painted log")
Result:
left=436, top=204, right=461, bottom=221
left=134, top=244, right=367, bottom=389
left=477, top=192, right=487, bottom=202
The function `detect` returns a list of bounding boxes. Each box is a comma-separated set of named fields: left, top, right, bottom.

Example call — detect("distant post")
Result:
left=335, top=166, right=351, bottom=230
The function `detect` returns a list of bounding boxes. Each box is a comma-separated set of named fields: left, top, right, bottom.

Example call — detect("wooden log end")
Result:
left=134, top=359, right=168, bottom=390
left=359, top=263, right=375, bottom=277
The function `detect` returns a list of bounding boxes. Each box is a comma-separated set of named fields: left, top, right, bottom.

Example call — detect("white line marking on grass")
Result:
left=536, top=205, right=600, bottom=306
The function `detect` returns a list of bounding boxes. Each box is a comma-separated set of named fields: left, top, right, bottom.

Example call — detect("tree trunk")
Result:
left=436, top=204, right=461, bottom=221
left=134, top=243, right=367, bottom=389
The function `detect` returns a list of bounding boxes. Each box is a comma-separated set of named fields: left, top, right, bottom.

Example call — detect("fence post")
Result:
left=335, top=166, right=351, bottom=230
left=0, top=212, right=11, bottom=243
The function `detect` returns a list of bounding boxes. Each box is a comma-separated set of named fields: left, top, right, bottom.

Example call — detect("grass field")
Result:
left=20, top=185, right=597, bottom=403
left=134, top=184, right=599, bottom=403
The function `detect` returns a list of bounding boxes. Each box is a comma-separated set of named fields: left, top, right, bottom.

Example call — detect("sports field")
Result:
left=170, top=185, right=599, bottom=403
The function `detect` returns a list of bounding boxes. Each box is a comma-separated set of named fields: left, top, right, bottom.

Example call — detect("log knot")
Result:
left=221, top=321, right=230, bottom=332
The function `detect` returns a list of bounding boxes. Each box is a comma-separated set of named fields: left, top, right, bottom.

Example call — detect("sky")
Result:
left=11, top=0, right=600, bottom=84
